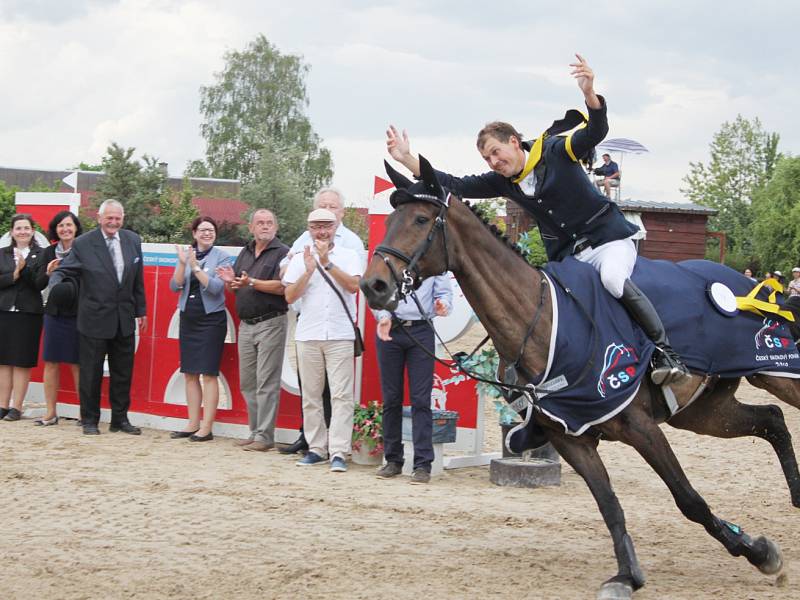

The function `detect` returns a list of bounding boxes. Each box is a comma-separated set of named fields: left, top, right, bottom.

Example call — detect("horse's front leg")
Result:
left=547, top=432, right=645, bottom=600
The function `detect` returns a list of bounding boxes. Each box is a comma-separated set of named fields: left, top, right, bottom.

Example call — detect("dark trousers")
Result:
left=376, top=323, right=435, bottom=472
left=79, top=330, right=135, bottom=426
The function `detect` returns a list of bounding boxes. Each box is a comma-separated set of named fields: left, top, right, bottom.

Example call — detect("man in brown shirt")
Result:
left=218, top=209, right=289, bottom=451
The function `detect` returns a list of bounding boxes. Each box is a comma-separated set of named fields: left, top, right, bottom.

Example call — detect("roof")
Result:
left=193, top=198, right=249, bottom=224
left=617, top=199, right=717, bottom=216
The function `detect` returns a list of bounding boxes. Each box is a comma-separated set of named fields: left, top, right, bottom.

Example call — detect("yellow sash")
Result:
left=512, top=109, right=590, bottom=183
left=736, top=278, right=795, bottom=322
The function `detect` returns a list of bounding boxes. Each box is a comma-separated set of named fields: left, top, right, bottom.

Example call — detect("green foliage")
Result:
left=352, top=401, right=383, bottom=455
left=749, top=156, right=800, bottom=274
left=516, top=229, right=548, bottom=266
left=458, top=347, right=519, bottom=425
left=240, top=139, right=311, bottom=244
left=199, top=34, right=332, bottom=197
left=681, top=115, right=781, bottom=254
left=144, top=178, right=199, bottom=244
left=215, top=221, right=249, bottom=246
left=184, top=159, right=210, bottom=178
left=0, top=180, right=18, bottom=233
left=342, top=207, right=369, bottom=246
left=472, top=198, right=507, bottom=232
left=69, top=162, right=103, bottom=172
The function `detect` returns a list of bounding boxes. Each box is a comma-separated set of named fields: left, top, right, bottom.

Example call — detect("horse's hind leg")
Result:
left=669, top=378, right=800, bottom=507
left=546, top=432, right=645, bottom=600
left=748, top=372, right=800, bottom=410
left=609, top=403, right=783, bottom=579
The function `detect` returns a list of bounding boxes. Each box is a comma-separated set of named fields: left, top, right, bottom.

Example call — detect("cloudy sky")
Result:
left=0, top=0, right=794, bottom=207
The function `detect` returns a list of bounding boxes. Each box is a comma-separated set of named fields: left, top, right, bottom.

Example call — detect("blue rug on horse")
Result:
left=533, top=257, right=800, bottom=436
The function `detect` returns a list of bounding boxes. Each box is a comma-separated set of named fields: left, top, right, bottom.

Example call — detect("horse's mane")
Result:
left=462, top=199, right=529, bottom=260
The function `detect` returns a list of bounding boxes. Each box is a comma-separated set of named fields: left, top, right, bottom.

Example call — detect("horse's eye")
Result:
left=415, top=215, right=429, bottom=225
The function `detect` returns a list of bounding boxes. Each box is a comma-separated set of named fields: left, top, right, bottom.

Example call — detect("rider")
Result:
left=385, top=54, right=689, bottom=386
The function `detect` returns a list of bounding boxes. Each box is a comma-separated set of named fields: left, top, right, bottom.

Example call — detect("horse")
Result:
left=359, top=156, right=800, bottom=600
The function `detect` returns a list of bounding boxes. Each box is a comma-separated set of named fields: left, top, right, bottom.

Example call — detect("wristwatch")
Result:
left=193, top=266, right=202, bottom=273
left=324, top=262, right=335, bottom=271
left=248, top=279, right=256, bottom=287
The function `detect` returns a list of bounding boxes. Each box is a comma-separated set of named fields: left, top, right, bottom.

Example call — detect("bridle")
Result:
left=372, top=191, right=452, bottom=301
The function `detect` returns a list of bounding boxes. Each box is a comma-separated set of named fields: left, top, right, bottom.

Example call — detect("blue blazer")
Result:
left=169, top=246, right=232, bottom=314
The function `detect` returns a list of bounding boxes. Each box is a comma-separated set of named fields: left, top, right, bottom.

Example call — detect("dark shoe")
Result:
left=296, top=452, right=326, bottom=466
left=83, top=424, right=101, bottom=435
left=410, top=468, right=431, bottom=484
left=189, top=432, right=214, bottom=442
left=376, top=462, right=403, bottom=479
left=109, top=422, right=141, bottom=435
left=34, top=416, right=59, bottom=426
left=0, top=407, right=9, bottom=420
left=651, top=344, right=691, bottom=386
left=242, top=441, right=273, bottom=452
left=170, top=430, right=198, bottom=439
left=3, top=408, right=21, bottom=421
left=279, top=434, right=308, bottom=455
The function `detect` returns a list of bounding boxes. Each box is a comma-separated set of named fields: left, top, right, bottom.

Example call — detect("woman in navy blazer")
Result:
left=169, top=216, right=232, bottom=441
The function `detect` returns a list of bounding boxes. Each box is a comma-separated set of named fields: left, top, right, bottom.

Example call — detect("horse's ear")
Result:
left=418, top=155, right=444, bottom=199
left=383, top=160, right=413, bottom=190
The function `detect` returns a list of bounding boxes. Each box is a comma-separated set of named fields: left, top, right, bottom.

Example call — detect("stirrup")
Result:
left=651, top=346, right=690, bottom=386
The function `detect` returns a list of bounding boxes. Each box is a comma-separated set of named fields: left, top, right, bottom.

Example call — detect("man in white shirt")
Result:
left=283, top=208, right=362, bottom=472
left=280, top=187, right=367, bottom=455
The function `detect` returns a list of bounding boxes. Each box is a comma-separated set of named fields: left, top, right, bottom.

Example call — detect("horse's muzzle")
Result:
left=360, top=275, right=399, bottom=311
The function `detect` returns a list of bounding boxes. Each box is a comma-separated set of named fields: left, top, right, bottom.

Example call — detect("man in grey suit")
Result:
left=50, top=199, right=147, bottom=435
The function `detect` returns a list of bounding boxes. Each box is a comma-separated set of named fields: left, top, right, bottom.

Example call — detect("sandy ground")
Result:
left=1, top=379, right=798, bottom=600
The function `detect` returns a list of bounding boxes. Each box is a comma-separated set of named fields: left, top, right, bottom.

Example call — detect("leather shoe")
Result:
left=189, top=432, right=214, bottom=442
left=82, top=424, right=101, bottom=435
left=279, top=435, right=308, bottom=455
left=109, top=422, right=141, bottom=435
left=242, top=441, right=273, bottom=452
left=234, top=438, right=255, bottom=447
left=170, top=430, right=198, bottom=439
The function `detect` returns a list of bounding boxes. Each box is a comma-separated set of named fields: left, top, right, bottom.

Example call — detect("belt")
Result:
left=573, top=239, right=592, bottom=254
left=241, top=310, right=286, bottom=325
left=392, top=319, right=428, bottom=328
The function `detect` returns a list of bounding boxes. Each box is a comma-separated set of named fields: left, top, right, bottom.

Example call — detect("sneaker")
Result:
left=296, top=452, right=326, bottom=466
left=330, top=456, right=348, bottom=473
left=3, top=408, right=21, bottom=421
left=375, top=462, right=403, bottom=479
left=409, top=468, right=431, bottom=485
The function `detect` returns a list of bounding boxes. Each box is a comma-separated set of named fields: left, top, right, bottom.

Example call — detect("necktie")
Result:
left=106, top=235, right=123, bottom=283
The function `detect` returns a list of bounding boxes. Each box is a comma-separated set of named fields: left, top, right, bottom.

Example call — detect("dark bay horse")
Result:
left=360, top=156, right=800, bottom=600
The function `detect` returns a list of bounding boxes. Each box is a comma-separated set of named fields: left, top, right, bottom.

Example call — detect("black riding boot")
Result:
left=620, top=279, right=690, bottom=386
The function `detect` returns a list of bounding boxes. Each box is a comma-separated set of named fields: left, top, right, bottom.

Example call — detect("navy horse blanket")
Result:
left=530, top=257, right=800, bottom=436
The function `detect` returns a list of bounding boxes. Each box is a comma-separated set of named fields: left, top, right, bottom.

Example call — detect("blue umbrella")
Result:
left=596, top=138, right=649, bottom=154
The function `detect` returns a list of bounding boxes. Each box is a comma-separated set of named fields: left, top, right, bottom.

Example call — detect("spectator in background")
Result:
left=788, top=268, right=800, bottom=297
left=774, top=270, right=785, bottom=286
left=743, top=268, right=756, bottom=283
left=169, top=216, right=232, bottom=442
left=217, top=209, right=288, bottom=452
left=0, top=214, right=47, bottom=422
left=279, top=187, right=367, bottom=456
left=373, top=275, right=452, bottom=484
left=593, top=153, right=621, bottom=198
left=33, top=211, right=83, bottom=426
left=283, top=208, right=362, bottom=472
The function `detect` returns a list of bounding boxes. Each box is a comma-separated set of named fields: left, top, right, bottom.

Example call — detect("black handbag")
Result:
left=316, top=263, right=364, bottom=357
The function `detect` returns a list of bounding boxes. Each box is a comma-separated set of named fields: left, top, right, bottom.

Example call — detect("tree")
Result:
left=342, top=207, right=368, bottom=247
left=184, top=159, right=210, bottom=179
left=199, top=34, right=332, bottom=195
left=240, top=140, right=310, bottom=244
left=68, top=162, right=103, bottom=171
left=0, top=180, right=17, bottom=233
left=147, top=178, right=199, bottom=244
left=749, top=156, right=800, bottom=273
left=681, top=115, right=780, bottom=255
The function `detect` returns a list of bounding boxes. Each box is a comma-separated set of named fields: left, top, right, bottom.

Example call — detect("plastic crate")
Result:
left=401, top=407, right=459, bottom=443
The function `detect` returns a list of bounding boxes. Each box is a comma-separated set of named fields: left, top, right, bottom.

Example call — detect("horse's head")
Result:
left=360, top=155, right=453, bottom=311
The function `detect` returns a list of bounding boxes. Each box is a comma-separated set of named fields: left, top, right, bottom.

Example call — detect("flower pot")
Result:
left=351, top=444, right=382, bottom=465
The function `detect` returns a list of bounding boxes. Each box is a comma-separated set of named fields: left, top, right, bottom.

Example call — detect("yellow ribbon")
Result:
left=736, top=278, right=795, bottom=322
left=512, top=135, right=545, bottom=184
left=512, top=109, right=590, bottom=183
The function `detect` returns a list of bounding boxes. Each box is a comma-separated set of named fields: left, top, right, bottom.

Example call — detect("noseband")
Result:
left=373, top=192, right=452, bottom=300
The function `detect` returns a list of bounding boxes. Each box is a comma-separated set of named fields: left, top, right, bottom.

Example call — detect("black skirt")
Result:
left=179, top=294, right=227, bottom=375
left=0, top=311, right=43, bottom=368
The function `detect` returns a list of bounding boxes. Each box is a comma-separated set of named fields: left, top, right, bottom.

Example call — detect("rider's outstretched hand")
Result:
left=569, top=53, right=601, bottom=110
left=386, top=124, right=411, bottom=162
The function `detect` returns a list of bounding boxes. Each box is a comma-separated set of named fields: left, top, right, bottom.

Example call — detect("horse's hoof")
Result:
left=756, top=536, right=783, bottom=575
left=597, top=582, right=633, bottom=600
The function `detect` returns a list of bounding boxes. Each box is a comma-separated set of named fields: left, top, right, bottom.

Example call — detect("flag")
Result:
left=62, top=171, right=78, bottom=191
left=373, top=176, right=394, bottom=195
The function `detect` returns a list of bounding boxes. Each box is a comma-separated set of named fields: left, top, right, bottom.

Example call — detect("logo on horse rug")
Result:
left=598, top=343, right=639, bottom=399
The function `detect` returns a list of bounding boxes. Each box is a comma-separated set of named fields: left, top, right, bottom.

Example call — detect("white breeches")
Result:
left=574, top=237, right=637, bottom=299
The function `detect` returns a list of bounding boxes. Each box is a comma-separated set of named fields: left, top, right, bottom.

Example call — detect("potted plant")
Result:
left=351, top=400, right=383, bottom=465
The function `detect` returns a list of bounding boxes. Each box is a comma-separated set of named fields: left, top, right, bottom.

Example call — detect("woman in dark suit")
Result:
left=33, top=211, right=83, bottom=426
left=169, top=216, right=232, bottom=442
left=0, top=214, right=47, bottom=421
